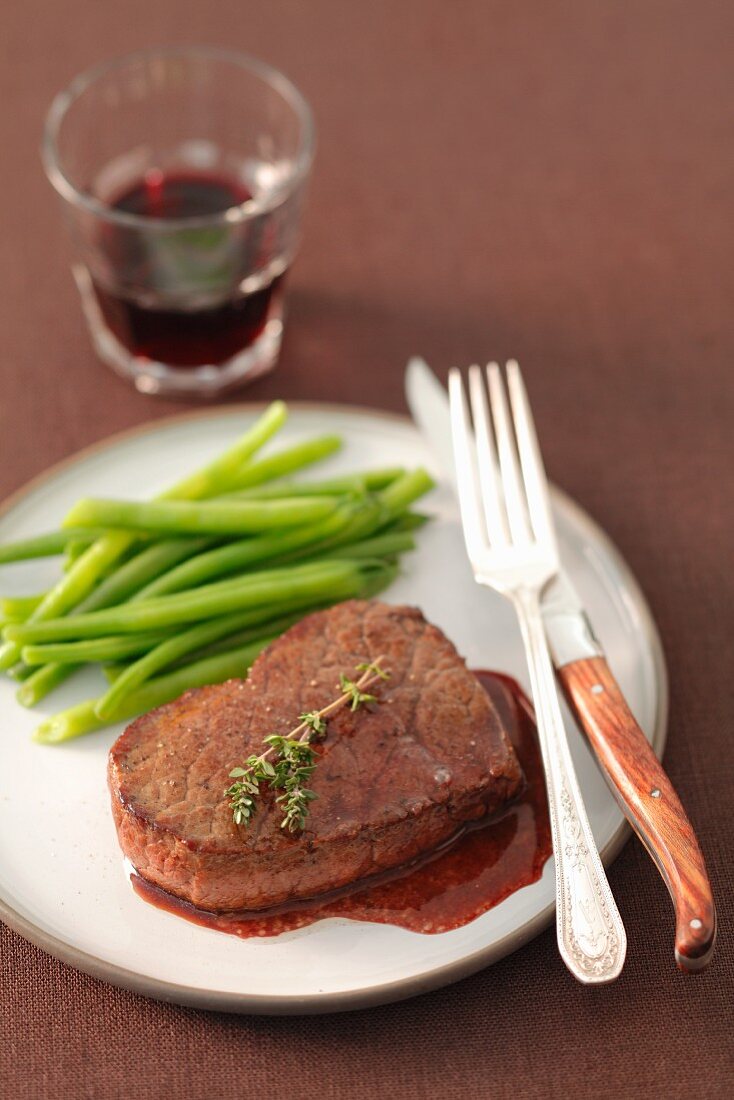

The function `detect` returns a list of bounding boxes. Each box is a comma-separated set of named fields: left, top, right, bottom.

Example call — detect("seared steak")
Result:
left=108, top=600, right=523, bottom=912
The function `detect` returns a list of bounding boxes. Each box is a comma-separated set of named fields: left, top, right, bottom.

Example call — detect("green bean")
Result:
left=0, top=403, right=288, bottom=671
left=10, top=540, right=209, bottom=699
left=21, top=629, right=174, bottom=666
left=282, top=474, right=431, bottom=572
left=62, top=436, right=339, bottom=558
left=1, top=530, right=164, bottom=670
left=15, top=514, right=409, bottom=705
left=133, top=505, right=359, bottom=601
left=168, top=559, right=400, bottom=670
left=5, top=560, right=387, bottom=644
left=319, top=531, right=416, bottom=560
left=292, top=473, right=431, bottom=562
left=172, top=609, right=318, bottom=666
left=123, top=440, right=346, bottom=602
left=63, top=534, right=120, bottom=565
left=222, top=435, right=342, bottom=492
left=20, top=554, right=398, bottom=708
left=360, top=560, right=400, bottom=598
left=0, top=594, right=45, bottom=619
left=0, top=530, right=132, bottom=670
left=27, top=435, right=337, bottom=648
left=16, top=662, right=78, bottom=708
left=63, top=540, right=90, bottom=568
left=34, top=637, right=274, bottom=744
left=7, top=661, right=34, bottom=682
left=271, top=477, right=428, bottom=567
left=100, top=559, right=399, bottom=677
left=96, top=606, right=315, bottom=718
left=229, top=467, right=403, bottom=500
left=0, top=530, right=96, bottom=564
left=380, top=468, right=434, bottom=515
left=34, top=699, right=106, bottom=741
left=169, top=401, right=287, bottom=500
left=11, top=543, right=202, bottom=702
left=62, top=495, right=339, bottom=536
left=33, top=552, right=400, bottom=743
left=384, top=511, right=430, bottom=533
left=54, top=541, right=148, bottom=611
left=303, top=497, right=389, bottom=552
left=74, top=537, right=212, bottom=611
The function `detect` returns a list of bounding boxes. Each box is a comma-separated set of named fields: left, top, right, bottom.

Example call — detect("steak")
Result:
left=108, top=600, right=524, bottom=912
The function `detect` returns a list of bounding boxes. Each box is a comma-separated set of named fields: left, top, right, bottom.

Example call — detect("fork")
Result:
left=449, top=361, right=627, bottom=984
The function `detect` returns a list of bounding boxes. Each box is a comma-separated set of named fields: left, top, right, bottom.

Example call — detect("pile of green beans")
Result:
left=0, top=402, right=433, bottom=743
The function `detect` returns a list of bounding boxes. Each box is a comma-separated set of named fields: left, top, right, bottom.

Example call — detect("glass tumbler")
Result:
left=42, top=48, right=314, bottom=396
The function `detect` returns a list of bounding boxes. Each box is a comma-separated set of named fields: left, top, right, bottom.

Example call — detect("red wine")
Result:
left=92, top=169, right=284, bottom=368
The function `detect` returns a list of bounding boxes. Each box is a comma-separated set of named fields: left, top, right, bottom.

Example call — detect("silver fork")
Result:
left=449, top=360, right=627, bottom=983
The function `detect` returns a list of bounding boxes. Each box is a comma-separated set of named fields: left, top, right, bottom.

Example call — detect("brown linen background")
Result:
left=1, top=1, right=732, bottom=1097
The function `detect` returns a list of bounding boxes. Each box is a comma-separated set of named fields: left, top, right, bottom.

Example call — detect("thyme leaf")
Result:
left=226, top=656, right=389, bottom=832
left=339, top=673, right=377, bottom=711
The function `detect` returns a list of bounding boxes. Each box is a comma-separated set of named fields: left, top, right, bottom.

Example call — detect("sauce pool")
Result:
left=131, top=671, right=552, bottom=937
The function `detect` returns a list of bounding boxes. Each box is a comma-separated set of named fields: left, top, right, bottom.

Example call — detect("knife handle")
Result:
left=557, top=656, right=716, bottom=972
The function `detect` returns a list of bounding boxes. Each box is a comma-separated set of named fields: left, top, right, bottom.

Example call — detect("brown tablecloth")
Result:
left=1, top=2, right=732, bottom=1097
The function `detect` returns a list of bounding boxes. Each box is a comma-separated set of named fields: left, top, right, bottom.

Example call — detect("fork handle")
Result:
left=558, top=656, right=716, bottom=971
left=513, top=588, right=627, bottom=983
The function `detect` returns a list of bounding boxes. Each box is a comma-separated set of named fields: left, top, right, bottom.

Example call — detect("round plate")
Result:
left=0, top=404, right=667, bottom=1013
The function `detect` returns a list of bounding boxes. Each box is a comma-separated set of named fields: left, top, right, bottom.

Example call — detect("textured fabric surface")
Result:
left=1, top=2, right=732, bottom=1097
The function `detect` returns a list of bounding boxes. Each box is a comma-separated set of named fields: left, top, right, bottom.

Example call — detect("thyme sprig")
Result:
left=226, top=656, right=389, bottom=832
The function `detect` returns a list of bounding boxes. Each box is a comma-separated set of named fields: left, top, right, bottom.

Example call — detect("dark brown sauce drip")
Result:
left=131, top=672, right=552, bottom=937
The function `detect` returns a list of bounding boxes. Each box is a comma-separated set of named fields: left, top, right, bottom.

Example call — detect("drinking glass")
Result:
left=42, top=47, right=314, bottom=396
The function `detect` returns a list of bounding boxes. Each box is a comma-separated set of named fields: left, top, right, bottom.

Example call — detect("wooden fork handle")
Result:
left=557, top=656, right=716, bottom=972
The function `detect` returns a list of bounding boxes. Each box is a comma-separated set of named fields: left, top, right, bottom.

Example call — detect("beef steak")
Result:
left=108, top=600, right=524, bottom=912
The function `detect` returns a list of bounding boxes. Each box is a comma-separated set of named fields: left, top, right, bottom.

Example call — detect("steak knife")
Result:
left=405, top=356, right=716, bottom=971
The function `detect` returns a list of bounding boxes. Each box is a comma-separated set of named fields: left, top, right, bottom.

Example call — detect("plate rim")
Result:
left=0, top=401, right=668, bottom=1014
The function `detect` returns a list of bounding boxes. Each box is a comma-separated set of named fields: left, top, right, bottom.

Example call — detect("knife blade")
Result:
left=405, top=355, right=716, bottom=971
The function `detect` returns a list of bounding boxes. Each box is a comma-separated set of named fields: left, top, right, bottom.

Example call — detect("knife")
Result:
left=405, top=356, right=716, bottom=971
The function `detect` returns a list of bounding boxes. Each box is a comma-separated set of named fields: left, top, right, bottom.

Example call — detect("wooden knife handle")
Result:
left=557, top=656, right=716, bottom=972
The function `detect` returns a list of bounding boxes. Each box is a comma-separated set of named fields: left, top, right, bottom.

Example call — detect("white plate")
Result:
left=0, top=404, right=667, bottom=1013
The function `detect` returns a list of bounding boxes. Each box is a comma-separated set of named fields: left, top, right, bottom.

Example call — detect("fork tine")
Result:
left=448, top=369, right=490, bottom=563
left=467, top=365, right=510, bottom=545
left=486, top=362, right=533, bottom=543
left=506, top=360, right=557, bottom=551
